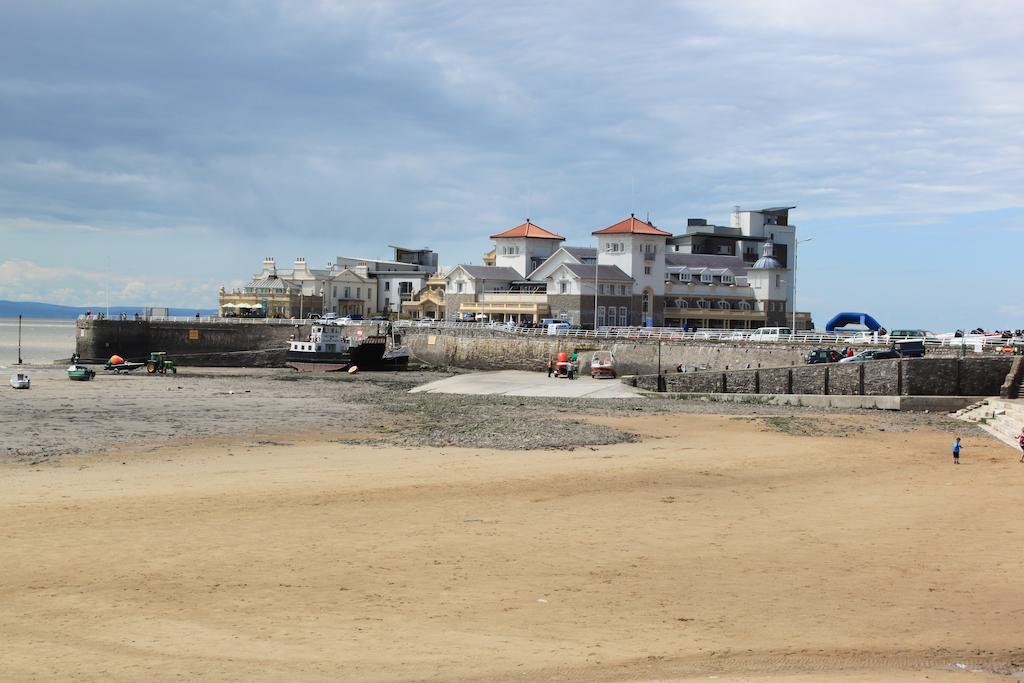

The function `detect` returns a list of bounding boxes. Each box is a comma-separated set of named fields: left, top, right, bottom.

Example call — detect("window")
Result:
left=642, top=291, right=650, bottom=314
left=701, top=273, right=713, bottom=283
left=738, top=301, right=752, bottom=310
left=619, top=285, right=626, bottom=295
left=678, top=272, right=690, bottom=282
left=679, top=299, right=689, bottom=309
left=644, top=266, right=651, bottom=275
left=619, top=242, right=624, bottom=252
left=344, top=287, right=351, bottom=299
left=697, top=299, right=710, bottom=309
left=456, top=282, right=464, bottom=293
left=384, top=298, right=390, bottom=309
left=385, top=281, right=391, bottom=291
left=607, top=307, right=617, bottom=326
left=721, top=275, right=734, bottom=284
left=356, top=287, right=361, bottom=298
left=597, top=306, right=606, bottom=326
left=717, top=300, right=730, bottom=309
left=332, top=285, right=337, bottom=298
left=559, top=281, right=568, bottom=294
left=619, top=306, right=628, bottom=324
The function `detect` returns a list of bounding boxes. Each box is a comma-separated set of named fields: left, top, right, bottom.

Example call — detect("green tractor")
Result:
left=145, top=351, right=177, bottom=375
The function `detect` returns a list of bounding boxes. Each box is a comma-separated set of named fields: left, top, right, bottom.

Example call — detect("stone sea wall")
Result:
left=627, top=357, right=1013, bottom=397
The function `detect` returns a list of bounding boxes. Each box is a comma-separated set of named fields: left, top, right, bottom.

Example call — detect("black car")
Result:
left=806, top=348, right=841, bottom=364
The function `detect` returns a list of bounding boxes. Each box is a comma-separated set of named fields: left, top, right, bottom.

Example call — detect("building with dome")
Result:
left=438, top=206, right=810, bottom=329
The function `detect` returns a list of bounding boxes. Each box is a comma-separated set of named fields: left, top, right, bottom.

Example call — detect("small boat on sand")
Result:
left=67, top=365, right=96, bottom=381
left=10, top=372, right=30, bottom=389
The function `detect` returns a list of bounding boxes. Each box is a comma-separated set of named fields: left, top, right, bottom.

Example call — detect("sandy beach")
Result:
left=2, top=367, right=1023, bottom=681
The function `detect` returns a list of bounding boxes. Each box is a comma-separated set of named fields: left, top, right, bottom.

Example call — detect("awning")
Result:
left=221, top=303, right=239, bottom=308
left=249, top=303, right=263, bottom=309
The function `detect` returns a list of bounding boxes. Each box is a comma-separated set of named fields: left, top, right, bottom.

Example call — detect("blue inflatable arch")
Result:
left=825, top=312, right=884, bottom=332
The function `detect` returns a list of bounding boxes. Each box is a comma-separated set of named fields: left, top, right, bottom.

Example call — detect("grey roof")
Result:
left=454, top=265, right=521, bottom=280
left=563, top=246, right=597, bottom=260
left=559, top=263, right=632, bottom=281
left=664, top=253, right=748, bottom=270
left=246, top=276, right=294, bottom=290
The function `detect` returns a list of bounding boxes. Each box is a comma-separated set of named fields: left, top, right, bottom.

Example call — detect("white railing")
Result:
left=392, top=320, right=1021, bottom=351
left=78, top=315, right=1021, bottom=351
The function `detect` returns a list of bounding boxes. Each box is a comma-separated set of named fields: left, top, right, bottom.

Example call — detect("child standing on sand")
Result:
left=952, top=436, right=962, bottom=464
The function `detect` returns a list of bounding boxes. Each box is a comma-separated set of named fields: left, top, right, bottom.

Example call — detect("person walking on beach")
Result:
left=952, top=436, right=962, bottom=464
left=1017, top=427, right=1024, bottom=463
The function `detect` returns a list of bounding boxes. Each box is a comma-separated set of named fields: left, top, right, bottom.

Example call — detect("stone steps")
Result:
left=955, top=398, right=1024, bottom=451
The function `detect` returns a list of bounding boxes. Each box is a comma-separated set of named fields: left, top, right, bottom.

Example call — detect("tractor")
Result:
left=145, top=351, right=177, bottom=375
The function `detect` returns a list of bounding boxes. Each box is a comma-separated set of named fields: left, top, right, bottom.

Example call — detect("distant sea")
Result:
left=0, top=318, right=76, bottom=367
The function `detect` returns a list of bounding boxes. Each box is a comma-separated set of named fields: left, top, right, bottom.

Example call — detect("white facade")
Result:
left=494, top=237, right=561, bottom=277
left=595, top=233, right=667, bottom=296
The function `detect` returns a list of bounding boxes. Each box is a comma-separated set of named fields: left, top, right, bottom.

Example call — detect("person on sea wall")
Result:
left=952, top=436, right=962, bottom=464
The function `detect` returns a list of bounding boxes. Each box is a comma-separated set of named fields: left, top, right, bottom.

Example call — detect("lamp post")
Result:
left=792, top=237, right=813, bottom=332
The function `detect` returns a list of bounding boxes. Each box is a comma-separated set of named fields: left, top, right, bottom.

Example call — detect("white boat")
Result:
left=10, top=372, right=30, bottom=389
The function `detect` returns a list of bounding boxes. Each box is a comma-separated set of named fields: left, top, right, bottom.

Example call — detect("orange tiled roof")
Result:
left=490, top=219, right=565, bottom=240
left=592, top=214, right=672, bottom=236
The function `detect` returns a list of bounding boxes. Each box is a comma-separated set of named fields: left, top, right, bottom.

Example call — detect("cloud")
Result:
left=1, top=0, right=1023, bottom=326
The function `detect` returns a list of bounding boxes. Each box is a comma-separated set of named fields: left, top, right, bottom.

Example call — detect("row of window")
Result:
left=667, top=299, right=755, bottom=310
left=596, top=306, right=631, bottom=326
left=673, top=272, right=735, bottom=284
left=603, top=243, right=657, bottom=254
left=501, top=246, right=521, bottom=255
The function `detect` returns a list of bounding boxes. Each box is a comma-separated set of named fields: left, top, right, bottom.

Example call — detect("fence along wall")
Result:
left=628, top=357, right=1014, bottom=397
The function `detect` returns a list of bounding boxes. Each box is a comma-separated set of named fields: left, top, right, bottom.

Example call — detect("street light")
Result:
left=792, top=237, right=813, bottom=332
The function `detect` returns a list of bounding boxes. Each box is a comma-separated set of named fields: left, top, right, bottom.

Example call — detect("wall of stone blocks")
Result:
left=791, top=365, right=829, bottom=394
left=828, top=363, right=862, bottom=395
left=759, top=367, right=792, bottom=394
left=723, top=369, right=758, bottom=393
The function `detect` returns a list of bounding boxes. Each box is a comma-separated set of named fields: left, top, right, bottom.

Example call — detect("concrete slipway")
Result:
left=410, top=370, right=642, bottom=399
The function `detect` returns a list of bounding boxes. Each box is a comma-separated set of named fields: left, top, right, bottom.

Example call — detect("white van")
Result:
left=749, top=326, right=793, bottom=341
left=546, top=322, right=571, bottom=335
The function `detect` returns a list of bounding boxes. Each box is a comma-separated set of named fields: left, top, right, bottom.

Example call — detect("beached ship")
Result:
left=286, top=324, right=393, bottom=372
left=10, top=372, right=30, bottom=389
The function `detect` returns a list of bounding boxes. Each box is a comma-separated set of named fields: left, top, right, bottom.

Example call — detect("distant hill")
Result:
left=0, top=299, right=217, bottom=319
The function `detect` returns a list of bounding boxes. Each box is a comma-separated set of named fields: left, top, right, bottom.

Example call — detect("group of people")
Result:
left=952, top=427, right=1024, bottom=464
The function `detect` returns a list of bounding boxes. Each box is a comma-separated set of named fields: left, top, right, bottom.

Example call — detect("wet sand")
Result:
left=2, top=367, right=1022, bottom=681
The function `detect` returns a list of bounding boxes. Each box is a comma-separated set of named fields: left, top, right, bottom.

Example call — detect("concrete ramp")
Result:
left=410, top=370, right=642, bottom=399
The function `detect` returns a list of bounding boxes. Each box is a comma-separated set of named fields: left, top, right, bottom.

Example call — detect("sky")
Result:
left=1, top=0, right=1022, bottom=330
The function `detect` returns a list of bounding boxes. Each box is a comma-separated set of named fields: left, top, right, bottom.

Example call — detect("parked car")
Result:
left=370, top=315, right=388, bottom=321
left=894, top=340, right=926, bottom=358
left=839, top=349, right=901, bottom=363
left=750, top=326, right=793, bottom=341
left=331, top=316, right=354, bottom=326
left=806, top=348, right=841, bottom=364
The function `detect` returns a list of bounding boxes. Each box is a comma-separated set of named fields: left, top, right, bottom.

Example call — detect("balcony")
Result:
left=477, top=292, right=548, bottom=303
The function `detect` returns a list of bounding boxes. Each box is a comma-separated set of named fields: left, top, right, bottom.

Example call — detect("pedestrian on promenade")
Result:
left=547, top=358, right=553, bottom=378
left=952, top=436, right=962, bottom=464
left=1017, top=427, right=1024, bottom=463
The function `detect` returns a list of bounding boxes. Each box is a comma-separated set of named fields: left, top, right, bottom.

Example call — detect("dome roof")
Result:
left=752, top=239, right=783, bottom=269
left=752, top=255, right=783, bottom=269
